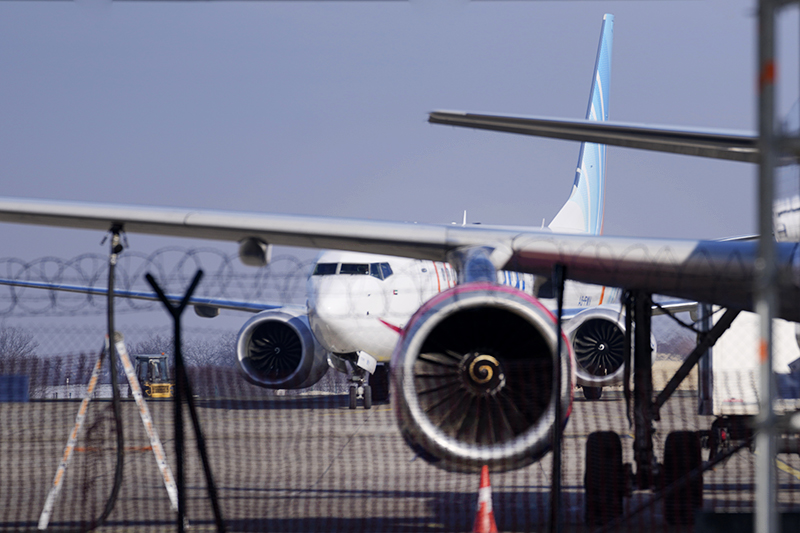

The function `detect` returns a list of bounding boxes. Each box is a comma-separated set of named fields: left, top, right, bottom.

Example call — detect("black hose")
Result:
left=89, top=230, right=126, bottom=530
left=31, top=231, right=128, bottom=533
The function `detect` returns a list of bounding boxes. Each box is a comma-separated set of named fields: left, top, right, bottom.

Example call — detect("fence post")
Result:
left=146, top=270, right=226, bottom=533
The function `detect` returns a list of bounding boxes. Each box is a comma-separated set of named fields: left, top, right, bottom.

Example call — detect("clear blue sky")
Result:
left=0, top=0, right=798, bottom=268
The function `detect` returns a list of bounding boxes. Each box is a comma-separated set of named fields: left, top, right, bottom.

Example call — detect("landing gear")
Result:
left=582, top=386, right=603, bottom=400
left=347, top=366, right=372, bottom=410
left=584, top=431, right=624, bottom=526
left=347, top=384, right=372, bottom=410
left=663, top=431, right=702, bottom=525
left=363, top=385, right=372, bottom=410
left=348, top=385, right=357, bottom=410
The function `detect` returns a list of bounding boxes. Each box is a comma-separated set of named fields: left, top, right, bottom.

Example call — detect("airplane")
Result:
left=1, top=13, right=797, bottom=477
left=0, top=14, right=643, bottom=407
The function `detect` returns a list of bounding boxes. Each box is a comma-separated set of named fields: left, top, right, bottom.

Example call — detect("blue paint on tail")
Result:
left=549, top=14, right=613, bottom=236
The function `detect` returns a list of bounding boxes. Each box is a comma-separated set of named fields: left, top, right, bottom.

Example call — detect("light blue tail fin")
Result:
left=549, top=14, right=613, bottom=235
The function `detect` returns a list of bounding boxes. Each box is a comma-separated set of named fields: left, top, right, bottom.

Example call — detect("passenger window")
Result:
left=380, top=262, right=393, bottom=279
left=340, top=263, right=369, bottom=275
left=313, top=263, right=338, bottom=275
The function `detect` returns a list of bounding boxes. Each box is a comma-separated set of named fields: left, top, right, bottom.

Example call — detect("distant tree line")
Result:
left=130, top=332, right=238, bottom=368
left=0, top=326, right=351, bottom=397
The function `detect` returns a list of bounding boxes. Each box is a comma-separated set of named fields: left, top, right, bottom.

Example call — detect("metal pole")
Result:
left=549, top=263, right=566, bottom=533
left=632, top=292, right=655, bottom=489
left=756, top=1, right=779, bottom=532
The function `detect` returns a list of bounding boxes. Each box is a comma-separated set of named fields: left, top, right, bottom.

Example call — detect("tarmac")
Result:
left=1, top=382, right=800, bottom=532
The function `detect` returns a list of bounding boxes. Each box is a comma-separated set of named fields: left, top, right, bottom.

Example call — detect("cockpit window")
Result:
left=313, top=263, right=338, bottom=275
left=369, top=263, right=382, bottom=280
left=380, top=262, right=393, bottom=279
left=314, top=261, right=393, bottom=278
left=366, top=262, right=393, bottom=280
left=340, top=263, right=369, bottom=275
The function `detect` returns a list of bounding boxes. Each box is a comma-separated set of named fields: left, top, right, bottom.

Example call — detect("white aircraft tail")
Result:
left=549, top=14, right=613, bottom=236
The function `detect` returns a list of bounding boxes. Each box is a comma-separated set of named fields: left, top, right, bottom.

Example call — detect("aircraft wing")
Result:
left=1, top=196, right=800, bottom=322
left=428, top=111, right=759, bottom=163
left=0, top=197, right=508, bottom=262
left=0, top=277, right=280, bottom=314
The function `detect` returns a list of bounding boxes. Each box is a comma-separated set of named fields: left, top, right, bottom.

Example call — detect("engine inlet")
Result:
left=393, top=283, right=574, bottom=472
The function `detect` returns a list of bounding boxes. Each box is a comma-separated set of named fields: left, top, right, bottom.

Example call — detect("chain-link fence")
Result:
left=2, top=250, right=800, bottom=532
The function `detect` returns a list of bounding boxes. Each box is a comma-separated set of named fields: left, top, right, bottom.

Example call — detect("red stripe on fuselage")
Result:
left=378, top=318, right=402, bottom=334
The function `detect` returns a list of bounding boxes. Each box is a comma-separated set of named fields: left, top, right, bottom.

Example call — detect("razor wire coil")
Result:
left=0, top=247, right=313, bottom=317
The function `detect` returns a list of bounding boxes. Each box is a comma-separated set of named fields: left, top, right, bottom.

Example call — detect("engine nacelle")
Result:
left=565, top=306, right=657, bottom=388
left=236, top=307, right=329, bottom=389
left=391, top=282, right=574, bottom=473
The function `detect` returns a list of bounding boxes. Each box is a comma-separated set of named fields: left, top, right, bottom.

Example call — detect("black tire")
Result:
left=363, top=385, right=372, bottom=410
left=585, top=431, right=624, bottom=526
left=371, top=364, right=390, bottom=402
left=583, top=386, right=603, bottom=400
left=348, top=385, right=357, bottom=410
left=663, top=431, right=703, bottom=525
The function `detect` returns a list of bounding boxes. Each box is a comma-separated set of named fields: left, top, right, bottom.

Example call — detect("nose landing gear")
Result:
left=333, top=351, right=378, bottom=410
left=347, top=365, right=372, bottom=410
left=348, top=381, right=372, bottom=410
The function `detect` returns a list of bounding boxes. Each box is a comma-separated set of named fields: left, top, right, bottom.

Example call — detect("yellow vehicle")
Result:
left=134, top=354, right=173, bottom=398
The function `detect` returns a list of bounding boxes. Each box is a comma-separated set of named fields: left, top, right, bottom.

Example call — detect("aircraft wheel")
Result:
left=663, top=431, right=702, bottom=525
left=348, top=385, right=357, bottom=410
left=583, top=386, right=603, bottom=400
left=371, top=364, right=390, bottom=402
left=363, top=385, right=372, bottom=410
left=585, top=431, right=624, bottom=526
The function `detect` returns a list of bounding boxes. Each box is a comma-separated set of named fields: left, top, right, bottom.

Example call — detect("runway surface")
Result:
left=2, top=389, right=800, bottom=532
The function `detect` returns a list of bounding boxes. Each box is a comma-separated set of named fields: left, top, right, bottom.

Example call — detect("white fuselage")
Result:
left=307, top=251, right=455, bottom=361
left=306, top=250, right=620, bottom=362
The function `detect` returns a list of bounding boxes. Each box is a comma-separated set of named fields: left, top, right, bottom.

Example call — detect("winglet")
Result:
left=549, top=14, right=613, bottom=236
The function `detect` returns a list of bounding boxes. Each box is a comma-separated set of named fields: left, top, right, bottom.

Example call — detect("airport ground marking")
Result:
left=752, top=449, right=800, bottom=482
left=295, top=409, right=375, bottom=495
left=776, top=457, right=800, bottom=481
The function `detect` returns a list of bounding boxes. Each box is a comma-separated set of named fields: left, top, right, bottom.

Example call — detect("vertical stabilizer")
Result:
left=549, top=14, right=613, bottom=235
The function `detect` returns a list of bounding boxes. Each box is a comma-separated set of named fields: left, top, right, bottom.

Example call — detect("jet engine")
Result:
left=391, top=282, right=574, bottom=473
left=565, top=307, right=627, bottom=388
left=564, top=306, right=656, bottom=388
left=235, top=307, right=329, bottom=390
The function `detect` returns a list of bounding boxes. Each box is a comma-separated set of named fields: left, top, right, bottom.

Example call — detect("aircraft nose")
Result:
left=308, top=276, right=351, bottom=319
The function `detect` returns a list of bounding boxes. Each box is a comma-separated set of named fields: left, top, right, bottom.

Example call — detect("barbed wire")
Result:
left=0, top=247, right=314, bottom=317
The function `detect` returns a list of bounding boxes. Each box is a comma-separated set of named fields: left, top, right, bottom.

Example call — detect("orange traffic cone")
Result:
left=473, top=465, right=498, bottom=533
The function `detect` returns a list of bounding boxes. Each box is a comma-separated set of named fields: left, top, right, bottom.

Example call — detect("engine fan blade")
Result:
left=249, top=323, right=303, bottom=379
left=413, top=347, right=550, bottom=446
left=574, top=319, right=625, bottom=376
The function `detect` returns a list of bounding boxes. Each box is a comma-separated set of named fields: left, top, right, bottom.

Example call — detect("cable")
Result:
left=89, top=228, right=126, bottom=530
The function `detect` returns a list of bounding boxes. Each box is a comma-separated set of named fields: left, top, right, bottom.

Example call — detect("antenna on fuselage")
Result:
left=462, top=210, right=467, bottom=226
